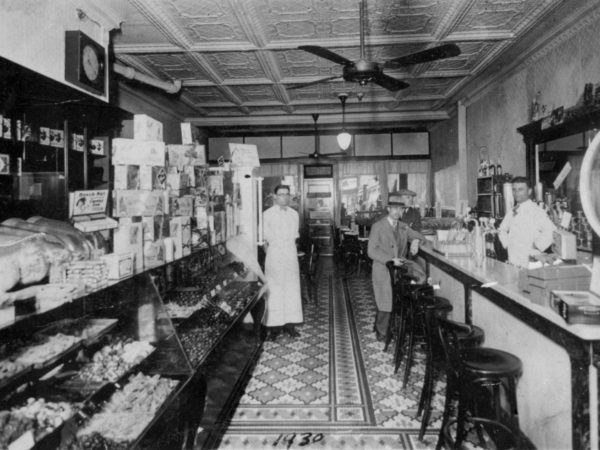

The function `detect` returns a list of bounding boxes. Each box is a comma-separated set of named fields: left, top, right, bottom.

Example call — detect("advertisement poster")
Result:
left=229, top=143, right=259, bottom=167
left=71, top=190, right=109, bottom=217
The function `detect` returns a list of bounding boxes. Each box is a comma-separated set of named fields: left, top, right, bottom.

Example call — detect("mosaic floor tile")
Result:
left=221, top=260, right=452, bottom=450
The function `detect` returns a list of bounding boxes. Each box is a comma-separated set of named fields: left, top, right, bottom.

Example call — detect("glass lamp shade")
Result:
left=337, top=131, right=352, bottom=150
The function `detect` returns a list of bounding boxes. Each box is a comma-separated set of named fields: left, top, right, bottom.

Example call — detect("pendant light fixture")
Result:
left=337, top=93, right=351, bottom=151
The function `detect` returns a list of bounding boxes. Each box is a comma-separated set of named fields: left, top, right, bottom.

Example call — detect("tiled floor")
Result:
left=219, top=258, right=447, bottom=449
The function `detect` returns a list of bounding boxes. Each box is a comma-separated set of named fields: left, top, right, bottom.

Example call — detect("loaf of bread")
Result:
left=0, top=230, right=72, bottom=307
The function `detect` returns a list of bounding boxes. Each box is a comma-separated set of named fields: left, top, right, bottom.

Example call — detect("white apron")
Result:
left=263, top=205, right=303, bottom=327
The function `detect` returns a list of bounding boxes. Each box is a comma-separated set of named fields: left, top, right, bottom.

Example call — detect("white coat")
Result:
left=498, top=199, right=556, bottom=268
left=263, top=205, right=303, bottom=327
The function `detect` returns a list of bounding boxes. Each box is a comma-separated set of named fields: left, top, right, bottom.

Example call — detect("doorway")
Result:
left=303, top=178, right=334, bottom=255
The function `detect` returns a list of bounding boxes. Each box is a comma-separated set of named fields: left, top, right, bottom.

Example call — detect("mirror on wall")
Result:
left=535, top=129, right=598, bottom=251
left=519, top=105, right=600, bottom=253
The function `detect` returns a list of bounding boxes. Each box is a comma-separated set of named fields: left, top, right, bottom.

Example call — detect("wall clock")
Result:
left=65, top=30, right=106, bottom=95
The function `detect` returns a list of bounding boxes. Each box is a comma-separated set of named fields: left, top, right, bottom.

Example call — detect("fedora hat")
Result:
left=396, top=188, right=417, bottom=197
left=387, top=192, right=407, bottom=206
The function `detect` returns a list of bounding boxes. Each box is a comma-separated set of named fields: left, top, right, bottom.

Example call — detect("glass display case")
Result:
left=0, top=246, right=265, bottom=449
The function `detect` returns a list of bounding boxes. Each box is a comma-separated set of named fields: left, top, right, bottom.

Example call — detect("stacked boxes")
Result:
left=519, top=265, right=592, bottom=307
left=109, top=116, right=216, bottom=268
left=112, top=138, right=165, bottom=166
left=101, top=252, right=135, bottom=280
left=166, top=143, right=208, bottom=248
left=112, top=115, right=169, bottom=270
left=113, top=221, right=144, bottom=273
left=134, top=114, right=163, bottom=142
left=65, top=260, right=109, bottom=292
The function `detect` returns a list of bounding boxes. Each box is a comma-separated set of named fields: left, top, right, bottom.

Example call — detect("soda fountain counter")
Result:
left=418, top=244, right=598, bottom=450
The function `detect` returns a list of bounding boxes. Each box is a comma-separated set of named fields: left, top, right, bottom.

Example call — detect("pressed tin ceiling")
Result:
left=111, top=0, right=569, bottom=134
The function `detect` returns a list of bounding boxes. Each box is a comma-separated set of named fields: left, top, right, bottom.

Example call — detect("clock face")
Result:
left=82, top=45, right=100, bottom=82
left=65, top=31, right=107, bottom=95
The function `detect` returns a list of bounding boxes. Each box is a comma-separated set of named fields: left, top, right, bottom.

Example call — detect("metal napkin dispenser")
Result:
left=552, top=229, right=577, bottom=260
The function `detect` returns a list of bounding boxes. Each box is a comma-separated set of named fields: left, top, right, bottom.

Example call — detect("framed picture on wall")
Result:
left=0, top=154, right=9, bottom=175
left=358, top=175, right=382, bottom=212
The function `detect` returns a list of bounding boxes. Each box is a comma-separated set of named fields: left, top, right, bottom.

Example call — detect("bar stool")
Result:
left=442, top=417, right=519, bottom=450
left=436, top=317, right=524, bottom=450
left=298, top=251, right=311, bottom=304
left=298, top=240, right=318, bottom=305
left=341, top=233, right=363, bottom=275
left=385, top=262, right=431, bottom=353
left=418, top=304, right=485, bottom=441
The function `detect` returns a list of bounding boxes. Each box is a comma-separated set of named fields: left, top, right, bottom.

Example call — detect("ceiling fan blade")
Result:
left=372, top=73, right=410, bottom=91
left=383, top=43, right=461, bottom=69
left=287, top=75, right=342, bottom=90
left=298, top=46, right=353, bottom=66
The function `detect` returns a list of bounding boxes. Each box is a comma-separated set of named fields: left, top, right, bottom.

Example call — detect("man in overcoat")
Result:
left=397, top=188, right=422, bottom=232
left=367, top=192, right=426, bottom=340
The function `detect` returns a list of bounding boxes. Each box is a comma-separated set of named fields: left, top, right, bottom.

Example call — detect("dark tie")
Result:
left=393, top=221, right=400, bottom=241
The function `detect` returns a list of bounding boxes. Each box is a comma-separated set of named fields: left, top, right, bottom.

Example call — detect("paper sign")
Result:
left=229, top=143, right=260, bottom=167
left=90, top=138, right=105, bottom=156
left=560, top=211, right=572, bottom=229
left=71, top=190, right=109, bottom=217
left=181, top=122, right=193, bottom=144
left=167, top=144, right=206, bottom=168
left=553, top=161, right=572, bottom=189
left=455, top=199, right=469, bottom=218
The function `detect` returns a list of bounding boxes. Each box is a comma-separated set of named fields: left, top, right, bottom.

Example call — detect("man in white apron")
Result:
left=263, top=185, right=303, bottom=340
left=498, top=176, right=556, bottom=268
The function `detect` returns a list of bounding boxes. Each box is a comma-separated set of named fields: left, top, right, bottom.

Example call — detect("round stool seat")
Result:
left=420, top=295, right=453, bottom=315
left=461, top=347, right=522, bottom=378
left=456, top=324, right=485, bottom=347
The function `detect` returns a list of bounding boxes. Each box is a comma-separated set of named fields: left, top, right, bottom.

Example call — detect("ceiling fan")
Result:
left=291, top=0, right=461, bottom=92
left=303, top=113, right=348, bottom=160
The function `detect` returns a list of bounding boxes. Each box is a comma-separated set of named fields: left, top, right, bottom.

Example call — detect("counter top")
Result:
left=420, top=245, right=600, bottom=342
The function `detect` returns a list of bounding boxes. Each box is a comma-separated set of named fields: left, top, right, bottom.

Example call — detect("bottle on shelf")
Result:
left=489, top=159, right=496, bottom=176
left=482, top=159, right=489, bottom=177
left=496, top=160, right=502, bottom=175
left=468, top=218, right=486, bottom=267
left=531, top=91, right=541, bottom=121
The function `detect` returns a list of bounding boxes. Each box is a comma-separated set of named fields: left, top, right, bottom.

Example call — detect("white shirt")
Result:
left=498, top=199, right=556, bottom=268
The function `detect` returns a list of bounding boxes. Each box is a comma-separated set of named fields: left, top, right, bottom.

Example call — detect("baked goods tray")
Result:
left=15, top=338, right=83, bottom=371
left=62, top=346, right=157, bottom=389
left=36, top=317, right=119, bottom=347
left=0, top=385, right=85, bottom=450
left=71, top=375, right=184, bottom=450
left=0, top=361, right=34, bottom=395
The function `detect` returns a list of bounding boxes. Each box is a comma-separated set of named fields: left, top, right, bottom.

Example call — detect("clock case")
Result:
left=65, top=30, right=106, bottom=95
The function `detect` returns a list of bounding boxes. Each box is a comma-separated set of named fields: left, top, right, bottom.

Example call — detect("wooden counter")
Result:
left=420, top=246, right=598, bottom=450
